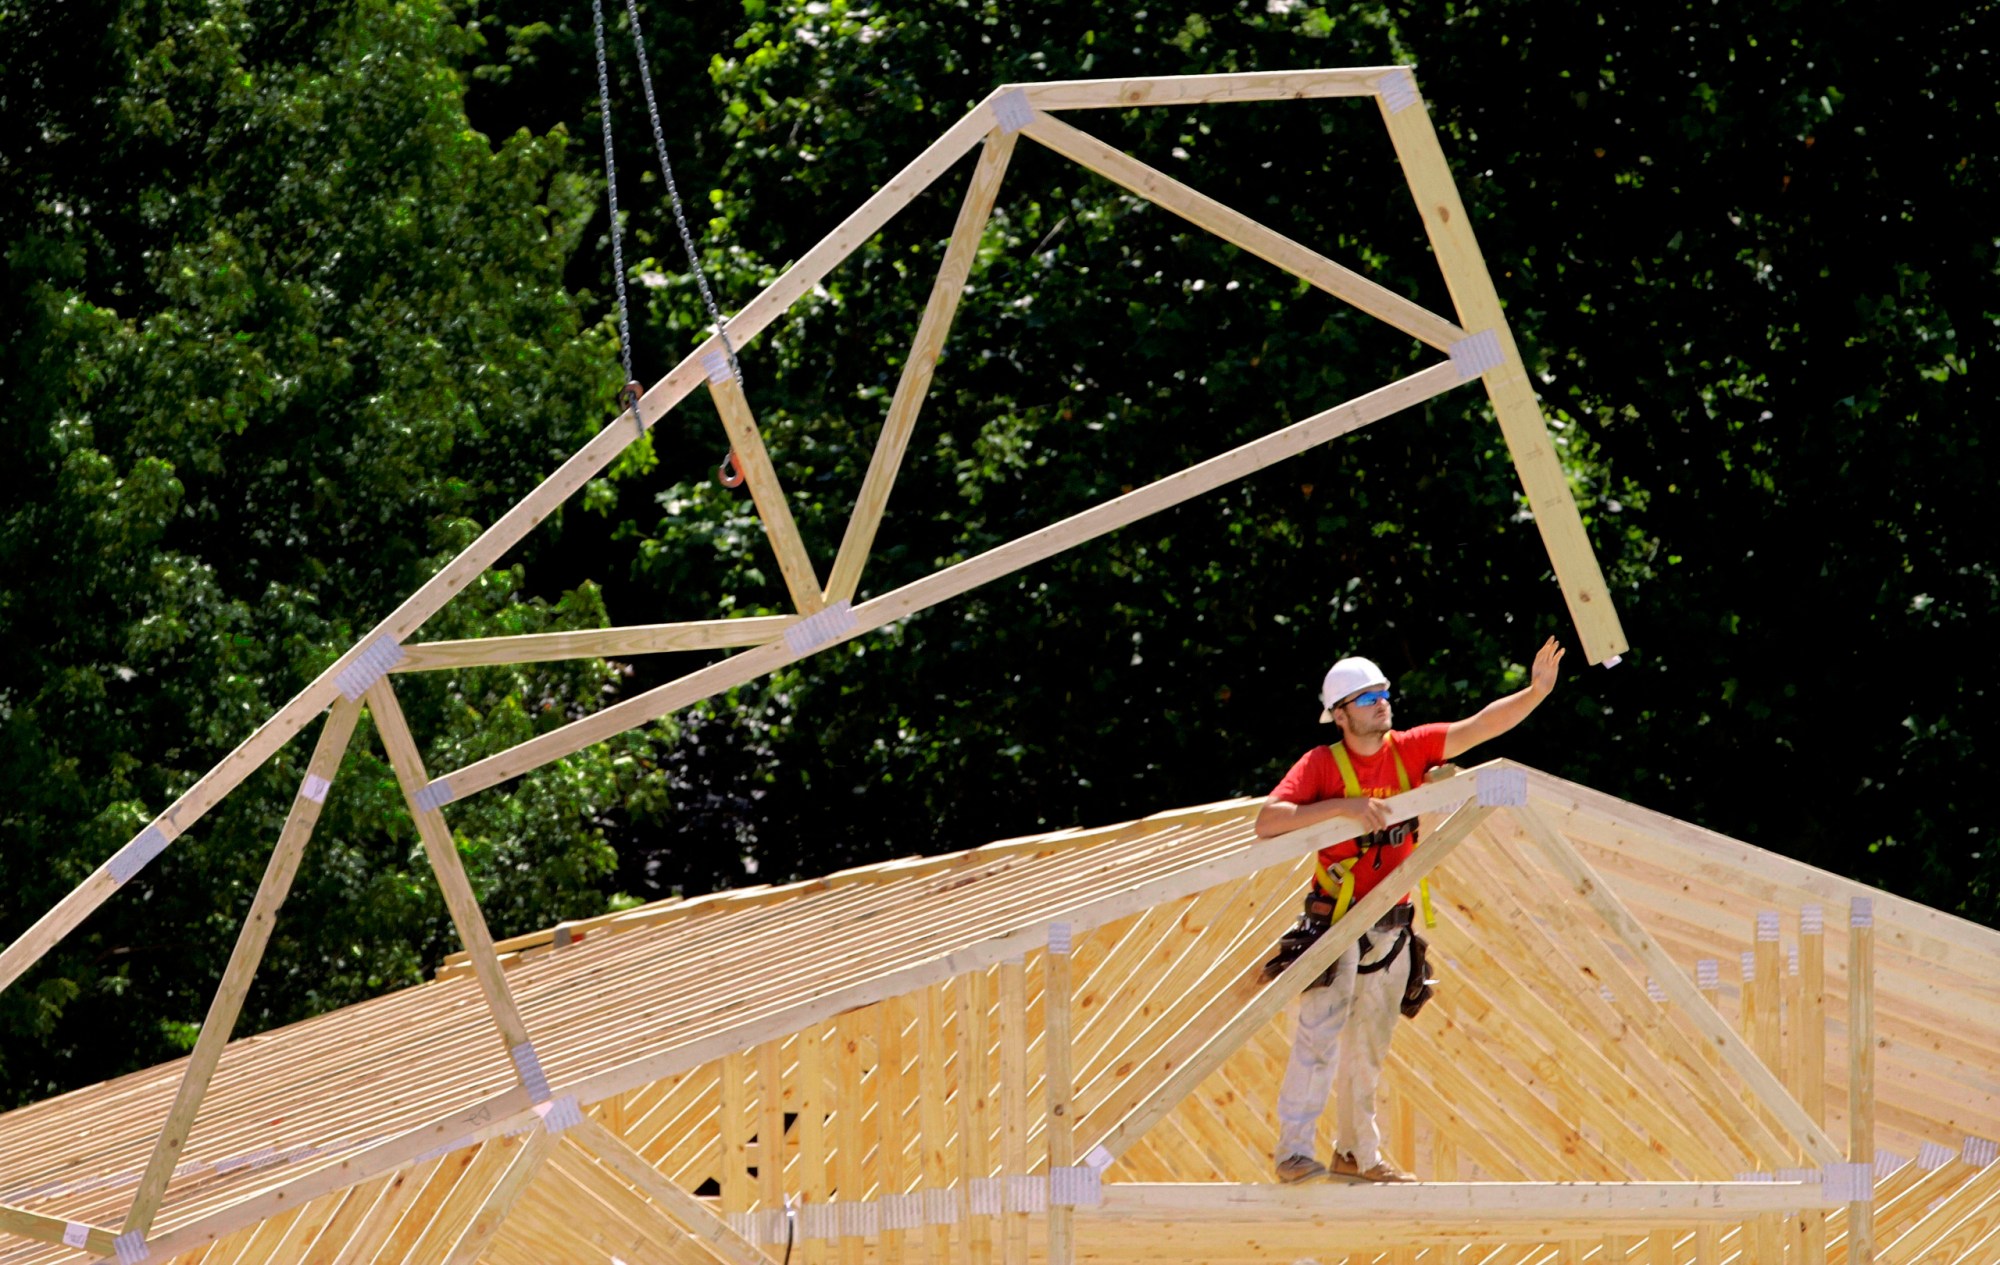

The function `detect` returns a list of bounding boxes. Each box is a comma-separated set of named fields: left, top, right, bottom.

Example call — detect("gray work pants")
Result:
left=1272, top=912, right=1406, bottom=1165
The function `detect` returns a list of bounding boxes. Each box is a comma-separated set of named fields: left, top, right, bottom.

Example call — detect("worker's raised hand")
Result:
left=1529, top=637, right=1565, bottom=697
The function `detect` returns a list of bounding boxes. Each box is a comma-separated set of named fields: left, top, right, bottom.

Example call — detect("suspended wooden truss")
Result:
left=11, top=63, right=1913, bottom=1264
left=3, top=762, right=1999, bottom=1265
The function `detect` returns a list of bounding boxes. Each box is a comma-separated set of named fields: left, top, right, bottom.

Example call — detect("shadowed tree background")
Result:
left=0, top=0, right=1990, bottom=1103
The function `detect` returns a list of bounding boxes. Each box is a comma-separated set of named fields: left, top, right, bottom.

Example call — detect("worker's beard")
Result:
left=1345, top=709, right=1393, bottom=739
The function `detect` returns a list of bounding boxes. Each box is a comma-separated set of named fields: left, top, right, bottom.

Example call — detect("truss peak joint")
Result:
left=991, top=88, right=1035, bottom=134
left=335, top=635, right=407, bottom=700
left=411, top=779, right=456, bottom=814
left=1450, top=327, right=1505, bottom=380
left=1474, top=766, right=1526, bottom=806
left=106, top=826, right=171, bottom=885
left=1376, top=67, right=1421, bottom=114
left=783, top=599, right=857, bottom=655
left=533, top=1094, right=584, bottom=1134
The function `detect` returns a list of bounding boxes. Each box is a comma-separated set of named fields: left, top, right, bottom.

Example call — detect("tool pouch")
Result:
left=1260, top=893, right=1339, bottom=987
left=1399, top=928, right=1436, bottom=1019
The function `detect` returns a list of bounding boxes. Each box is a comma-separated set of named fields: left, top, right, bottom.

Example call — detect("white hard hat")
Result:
left=1318, top=656, right=1389, bottom=723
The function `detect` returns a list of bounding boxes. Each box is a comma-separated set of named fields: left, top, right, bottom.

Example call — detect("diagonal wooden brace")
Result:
left=124, top=700, right=365, bottom=1236
left=708, top=373, right=826, bottom=616
left=1504, top=803, right=1845, bottom=1167
left=364, top=680, right=538, bottom=1069
left=1375, top=84, right=1628, bottom=664
left=570, top=1117, right=775, bottom=1265
left=825, top=128, right=1019, bottom=605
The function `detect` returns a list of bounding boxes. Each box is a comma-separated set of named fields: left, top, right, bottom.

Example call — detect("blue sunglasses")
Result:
left=1343, top=688, right=1392, bottom=708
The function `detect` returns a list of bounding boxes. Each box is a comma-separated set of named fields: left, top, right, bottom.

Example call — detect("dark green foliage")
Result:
left=0, top=0, right=665, bottom=1103
left=0, top=0, right=1990, bottom=1105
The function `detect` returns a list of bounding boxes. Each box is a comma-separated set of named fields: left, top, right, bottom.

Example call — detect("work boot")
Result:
left=1330, top=1151, right=1415, bottom=1183
left=1274, top=1154, right=1328, bottom=1184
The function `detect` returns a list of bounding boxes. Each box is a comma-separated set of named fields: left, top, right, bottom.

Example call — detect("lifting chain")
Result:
left=592, top=0, right=745, bottom=486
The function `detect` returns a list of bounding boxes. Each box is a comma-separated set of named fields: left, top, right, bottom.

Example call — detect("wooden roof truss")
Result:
left=12, top=66, right=1991, bottom=1265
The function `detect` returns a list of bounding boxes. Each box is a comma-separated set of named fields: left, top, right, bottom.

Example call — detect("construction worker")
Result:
left=1263, top=637, right=1565, bottom=1183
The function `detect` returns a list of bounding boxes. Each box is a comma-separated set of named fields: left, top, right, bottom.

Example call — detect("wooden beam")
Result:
left=836, top=1015, right=866, bottom=1265
left=878, top=996, right=910, bottom=1265
left=1374, top=83, right=1628, bottom=665
left=1083, top=801, right=1493, bottom=1164
left=363, top=679, right=535, bottom=1058
left=800, top=1021, right=830, bottom=1265
left=1020, top=113, right=1466, bottom=351
left=1505, top=804, right=1845, bottom=1167
left=756, top=1038, right=788, bottom=1214
left=1801, top=907, right=1827, bottom=1125
left=440, top=1129, right=554, bottom=1265
left=571, top=1116, right=775, bottom=1265
left=959, top=966, right=994, bottom=1265
left=1045, top=932, right=1077, bottom=1265
left=721, top=1050, right=753, bottom=1215
left=1014, top=67, right=1397, bottom=110
left=998, top=957, right=1030, bottom=1265
left=1078, top=1179, right=1842, bottom=1221
left=1850, top=897, right=1876, bottom=1264
left=707, top=373, right=826, bottom=615
left=1802, top=906, right=1830, bottom=1264
left=438, top=361, right=1469, bottom=800
left=919, top=983, right=952, bottom=1265
left=123, top=1093, right=537, bottom=1263
left=825, top=128, right=1017, bottom=605
left=1754, top=914, right=1783, bottom=1095
left=542, top=1138, right=710, bottom=1265
left=0, top=1204, right=118, bottom=1257
left=396, top=619, right=797, bottom=671
left=124, top=699, right=364, bottom=1234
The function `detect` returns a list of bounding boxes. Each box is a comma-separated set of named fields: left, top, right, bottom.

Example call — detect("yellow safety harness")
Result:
left=1310, top=737, right=1436, bottom=928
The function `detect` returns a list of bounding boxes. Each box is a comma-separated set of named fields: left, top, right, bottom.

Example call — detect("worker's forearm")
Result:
left=1472, top=684, right=1548, bottom=737
left=1255, top=796, right=1369, bottom=838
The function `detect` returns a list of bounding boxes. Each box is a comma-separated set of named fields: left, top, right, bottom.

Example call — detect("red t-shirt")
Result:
left=1269, top=723, right=1450, bottom=905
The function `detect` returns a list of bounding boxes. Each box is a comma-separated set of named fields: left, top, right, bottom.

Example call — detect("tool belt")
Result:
left=1259, top=895, right=1436, bottom=1019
